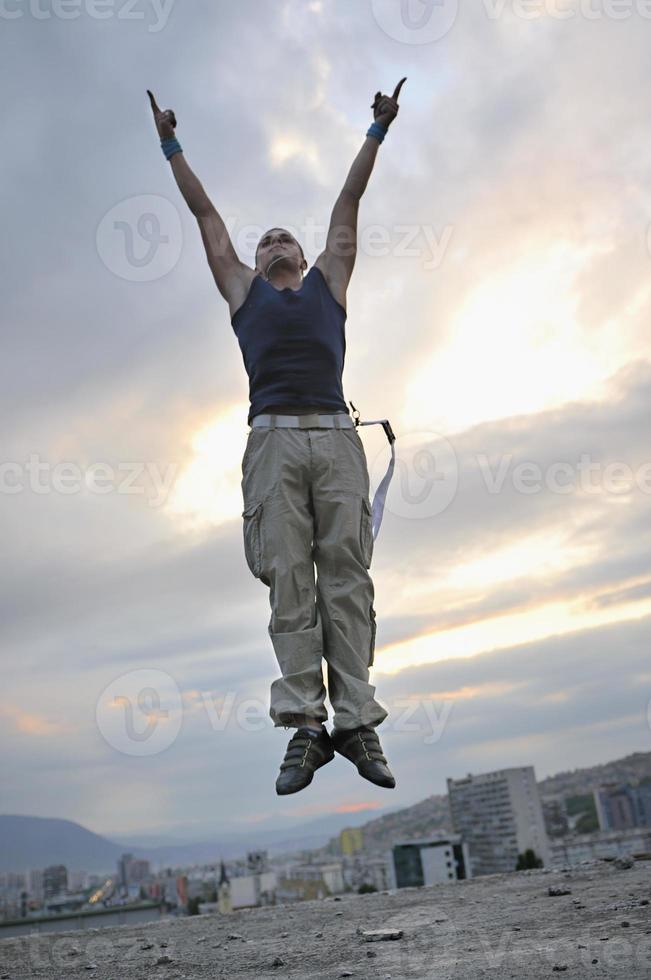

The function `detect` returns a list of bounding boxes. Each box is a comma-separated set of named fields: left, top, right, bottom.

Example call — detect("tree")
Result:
left=358, top=883, right=378, bottom=894
left=187, top=896, right=201, bottom=916
left=576, top=812, right=598, bottom=834
left=516, top=848, right=543, bottom=870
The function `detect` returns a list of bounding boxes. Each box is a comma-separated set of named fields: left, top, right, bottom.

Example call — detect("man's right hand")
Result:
left=147, top=89, right=177, bottom=140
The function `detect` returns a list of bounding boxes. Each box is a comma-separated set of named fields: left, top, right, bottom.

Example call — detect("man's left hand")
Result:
left=371, top=77, right=407, bottom=130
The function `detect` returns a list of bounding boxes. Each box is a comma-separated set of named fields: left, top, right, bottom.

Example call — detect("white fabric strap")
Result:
left=356, top=419, right=396, bottom=540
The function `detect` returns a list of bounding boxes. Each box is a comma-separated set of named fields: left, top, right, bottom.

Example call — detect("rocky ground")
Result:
left=1, top=857, right=650, bottom=979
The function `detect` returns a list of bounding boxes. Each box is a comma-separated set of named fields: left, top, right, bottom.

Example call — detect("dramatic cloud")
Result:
left=2, top=0, right=650, bottom=842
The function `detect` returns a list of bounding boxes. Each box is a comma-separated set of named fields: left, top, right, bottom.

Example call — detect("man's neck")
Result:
left=264, top=258, right=304, bottom=291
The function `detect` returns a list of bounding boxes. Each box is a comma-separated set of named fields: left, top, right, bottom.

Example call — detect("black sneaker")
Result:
left=275, top=725, right=335, bottom=795
left=330, top=725, right=396, bottom=789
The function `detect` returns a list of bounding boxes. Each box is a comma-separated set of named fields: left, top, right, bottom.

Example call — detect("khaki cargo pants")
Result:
left=240, top=415, right=389, bottom=732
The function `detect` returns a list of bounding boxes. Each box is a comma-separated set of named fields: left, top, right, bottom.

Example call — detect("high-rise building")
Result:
left=42, top=865, right=68, bottom=899
left=447, top=766, right=551, bottom=876
left=117, top=853, right=134, bottom=889
left=27, top=869, right=44, bottom=902
left=114, top=853, right=150, bottom=891
left=128, top=859, right=151, bottom=883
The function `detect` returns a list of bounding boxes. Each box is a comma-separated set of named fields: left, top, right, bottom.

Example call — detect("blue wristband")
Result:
left=366, top=121, right=388, bottom=144
left=161, top=137, right=183, bottom=160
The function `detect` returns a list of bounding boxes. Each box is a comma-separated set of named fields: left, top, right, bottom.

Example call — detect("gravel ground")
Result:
left=1, top=858, right=650, bottom=979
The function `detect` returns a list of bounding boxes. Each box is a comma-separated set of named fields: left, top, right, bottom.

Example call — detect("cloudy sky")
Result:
left=2, top=0, right=651, bottom=845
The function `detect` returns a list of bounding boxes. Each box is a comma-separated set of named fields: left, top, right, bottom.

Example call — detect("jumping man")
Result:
left=147, top=78, right=406, bottom=795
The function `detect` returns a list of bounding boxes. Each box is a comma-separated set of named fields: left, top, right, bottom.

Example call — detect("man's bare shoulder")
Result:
left=226, top=263, right=259, bottom=321
left=313, top=253, right=348, bottom=314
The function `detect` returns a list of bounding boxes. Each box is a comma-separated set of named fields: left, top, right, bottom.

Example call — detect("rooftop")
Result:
left=1, top=857, right=649, bottom=978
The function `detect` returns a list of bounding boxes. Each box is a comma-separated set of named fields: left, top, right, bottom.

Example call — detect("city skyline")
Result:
left=1, top=744, right=649, bottom=872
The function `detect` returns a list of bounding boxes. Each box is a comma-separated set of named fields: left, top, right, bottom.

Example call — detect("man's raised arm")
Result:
left=147, top=90, right=249, bottom=305
left=316, top=78, right=406, bottom=296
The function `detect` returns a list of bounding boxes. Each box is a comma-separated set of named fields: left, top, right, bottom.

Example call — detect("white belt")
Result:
left=251, top=412, right=355, bottom=430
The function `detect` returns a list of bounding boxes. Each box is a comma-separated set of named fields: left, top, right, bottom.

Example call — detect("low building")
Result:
left=276, top=861, right=344, bottom=903
left=282, top=862, right=344, bottom=893
left=339, top=828, right=364, bottom=856
left=44, top=893, right=88, bottom=915
left=541, top=797, right=570, bottom=837
left=549, top=827, right=651, bottom=867
left=214, top=859, right=276, bottom=911
left=275, top=877, right=329, bottom=903
left=229, top=872, right=277, bottom=909
left=341, top=854, right=391, bottom=892
left=387, top=834, right=471, bottom=888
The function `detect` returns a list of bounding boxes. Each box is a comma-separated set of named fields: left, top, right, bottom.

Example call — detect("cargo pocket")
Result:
left=242, top=501, right=263, bottom=579
left=360, top=497, right=374, bottom=569
left=369, top=604, right=377, bottom=668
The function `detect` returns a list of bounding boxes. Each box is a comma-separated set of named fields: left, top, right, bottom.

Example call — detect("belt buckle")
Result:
left=298, top=413, right=322, bottom=428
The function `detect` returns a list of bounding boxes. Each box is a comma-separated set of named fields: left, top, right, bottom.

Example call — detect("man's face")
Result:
left=256, top=228, right=305, bottom=277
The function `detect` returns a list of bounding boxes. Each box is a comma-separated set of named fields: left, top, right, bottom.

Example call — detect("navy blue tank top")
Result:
left=231, top=266, right=350, bottom=426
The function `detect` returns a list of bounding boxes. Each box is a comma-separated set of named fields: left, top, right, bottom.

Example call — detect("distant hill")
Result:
left=537, top=750, right=651, bottom=798
left=315, top=792, right=453, bottom=859
left=0, top=807, right=400, bottom=875
left=0, top=816, right=124, bottom=875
